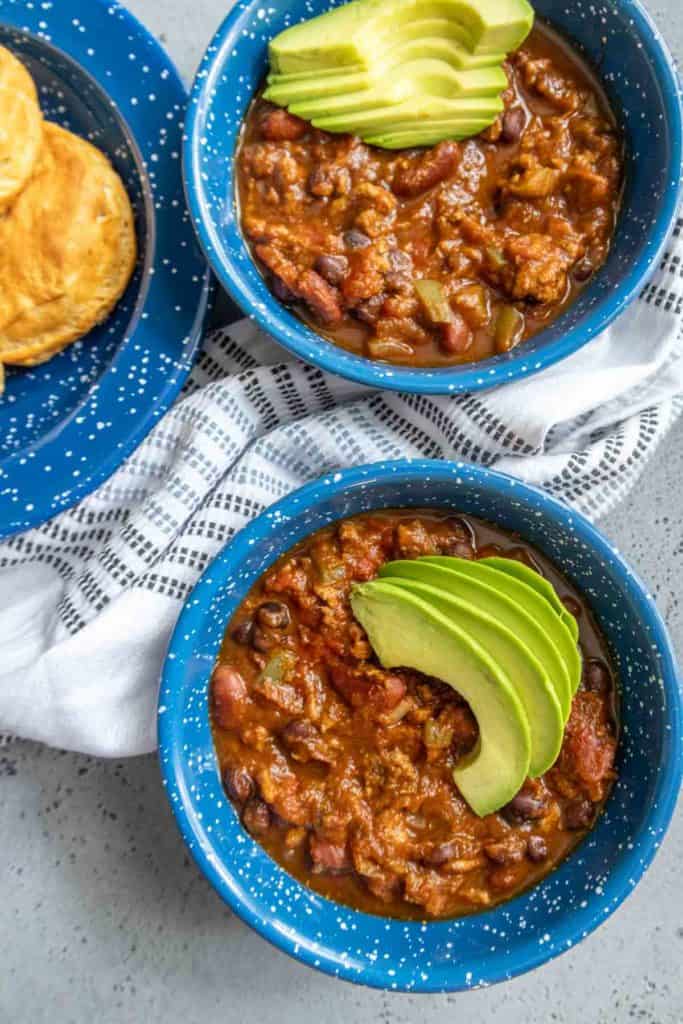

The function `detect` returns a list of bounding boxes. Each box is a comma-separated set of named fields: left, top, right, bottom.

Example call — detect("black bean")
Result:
left=232, top=620, right=254, bottom=645
left=584, top=659, right=611, bottom=694
left=526, top=835, right=548, bottom=862
left=251, top=625, right=275, bottom=653
left=502, top=791, right=546, bottom=823
left=256, top=600, right=291, bottom=630
left=500, top=106, right=526, bottom=144
left=313, top=253, right=349, bottom=286
left=242, top=798, right=271, bottom=836
left=564, top=798, right=594, bottom=830
left=271, top=275, right=296, bottom=304
left=573, top=258, right=594, bottom=282
left=281, top=719, right=317, bottom=743
left=343, top=229, right=371, bottom=250
left=223, top=765, right=255, bottom=804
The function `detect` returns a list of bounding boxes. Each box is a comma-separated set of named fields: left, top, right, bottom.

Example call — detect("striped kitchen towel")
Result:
left=0, top=220, right=682, bottom=756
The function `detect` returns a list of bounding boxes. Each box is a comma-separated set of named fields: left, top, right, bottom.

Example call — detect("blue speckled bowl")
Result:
left=184, top=0, right=682, bottom=394
left=158, top=459, right=682, bottom=992
left=0, top=0, right=211, bottom=538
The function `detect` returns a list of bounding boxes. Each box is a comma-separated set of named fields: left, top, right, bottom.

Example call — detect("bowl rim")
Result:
left=183, top=0, right=683, bottom=395
left=158, top=458, right=682, bottom=992
left=0, top=0, right=212, bottom=539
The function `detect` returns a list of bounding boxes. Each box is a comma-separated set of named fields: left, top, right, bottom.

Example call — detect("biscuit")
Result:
left=0, top=123, right=137, bottom=366
left=0, top=45, right=42, bottom=208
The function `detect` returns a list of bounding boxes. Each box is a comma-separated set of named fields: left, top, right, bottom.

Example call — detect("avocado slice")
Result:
left=350, top=579, right=531, bottom=816
left=266, top=44, right=508, bottom=109
left=365, top=125, right=487, bottom=147
left=420, top=556, right=581, bottom=705
left=269, top=0, right=534, bottom=76
left=282, top=64, right=507, bottom=120
left=313, top=94, right=503, bottom=134
left=383, top=576, right=563, bottom=775
left=481, top=556, right=580, bottom=645
left=380, top=558, right=573, bottom=721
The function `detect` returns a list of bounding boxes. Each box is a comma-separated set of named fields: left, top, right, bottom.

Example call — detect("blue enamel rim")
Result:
left=0, top=0, right=212, bottom=539
left=158, top=459, right=682, bottom=992
left=183, top=0, right=683, bottom=395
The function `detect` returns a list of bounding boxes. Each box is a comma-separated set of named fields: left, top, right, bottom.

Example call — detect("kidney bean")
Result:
left=297, top=269, right=343, bottom=325
left=212, top=666, right=248, bottom=730
left=500, top=106, right=526, bottom=144
left=584, top=659, right=611, bottom=694
left=309, top=833, right=350, bottom=873
left=573, top=258, right=595, bottom=282
left=256, top=600, right=291, bottom=630
left=313, top=254, right=349, bottom=286
left=232, top=620, right=254, bottom=645
left=251, top=625, right=275, bottom=653
left=564, top=798, right=594, bottom=830
left=242, top=798, right=271, bottom=836
left=259, top=108, right=307, bottom=142
left=381, top=674, right=407, bottom=710
left=439, top=315, right=472, bottom=355
left=392, top=140, right=460, bottom=197
left=526, top=835, right=548, bottom=862
left=223, top=765, right=255, bottom=804
left=343, top=229, right=371, bottom=250
left=502, top=790, right=546, bottom=823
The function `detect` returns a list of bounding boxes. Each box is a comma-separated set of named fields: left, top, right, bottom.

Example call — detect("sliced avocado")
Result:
left=313, top=94, right=503, bottom=134
left=269, top=0, right=534, bottom=76
left=383, top=576, right=563, bottom=775
left=365, top=125, right=487, bottom=147
left=267, top=45, right=507, bottom=109
left=421, top=556, right=581, bottom=703
left=350, top=579, right=531, bottom=816
left=481, top=556, right=581, bottom=645
left=380, top=558, right=573, bottom=721
left=282, top=64, right=507, bottom=120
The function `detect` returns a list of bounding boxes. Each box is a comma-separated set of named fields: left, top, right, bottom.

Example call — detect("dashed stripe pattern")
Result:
left=1, top=269, right=682, bottom=639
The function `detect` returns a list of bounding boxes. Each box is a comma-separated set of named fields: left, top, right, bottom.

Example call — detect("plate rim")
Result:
left=0, top=0, right=212, bottom=540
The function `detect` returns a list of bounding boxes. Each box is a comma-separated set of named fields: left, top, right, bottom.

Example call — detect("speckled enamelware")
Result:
left=184, top=0, right=682, bottom=395
left=159, top=459, right=682, bottom=993
left=0, top=0, right=212, bottom=539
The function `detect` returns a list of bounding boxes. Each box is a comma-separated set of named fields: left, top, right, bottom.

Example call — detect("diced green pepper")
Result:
left=258, top=649, right=297, bottom=684
left=494, top=304, right=525, bottom=352
left=415, top=279, right=453, bottom=325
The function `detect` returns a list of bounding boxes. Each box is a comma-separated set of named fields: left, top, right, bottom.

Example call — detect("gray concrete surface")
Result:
left=1, top=2, right=683, bottom=1021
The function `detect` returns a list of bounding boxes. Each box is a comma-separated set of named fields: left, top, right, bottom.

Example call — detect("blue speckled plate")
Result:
left=0, top=0, right=211, bottom=538
left=159, top=459, right=682, bottom=992
left=184, top=0, right=682, bottom=394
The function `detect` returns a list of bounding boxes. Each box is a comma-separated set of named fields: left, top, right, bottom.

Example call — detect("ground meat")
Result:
left=501, top=232, right=582, bottom=304
left=212, top=510, right=618, bottom=920
left=238, top=25, right=622, bottom=369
